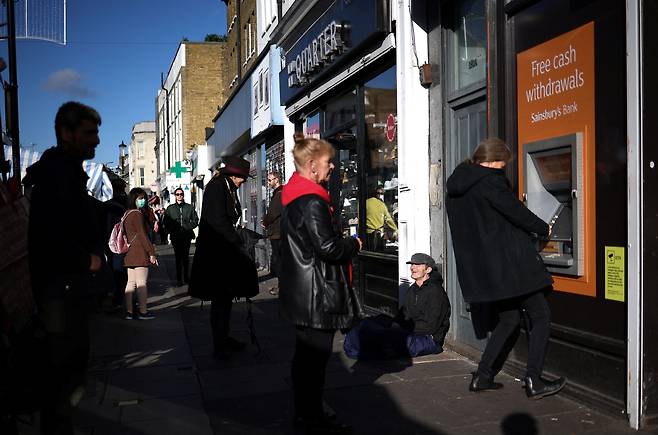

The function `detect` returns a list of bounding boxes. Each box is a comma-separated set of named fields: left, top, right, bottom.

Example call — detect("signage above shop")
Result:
left=287, top=21, right=348, bottom=88
left=280, top=0, right=390, bottom=106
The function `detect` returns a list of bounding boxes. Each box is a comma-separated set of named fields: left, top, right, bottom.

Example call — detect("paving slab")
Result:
left=57, top=245, right=654, bottom=435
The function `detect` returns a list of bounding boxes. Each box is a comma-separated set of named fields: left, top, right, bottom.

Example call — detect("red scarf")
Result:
left=281, top=172, right=331, bottom=206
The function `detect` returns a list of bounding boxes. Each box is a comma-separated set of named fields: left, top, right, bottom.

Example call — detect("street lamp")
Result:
left=119, top=140, right=127, bottom=180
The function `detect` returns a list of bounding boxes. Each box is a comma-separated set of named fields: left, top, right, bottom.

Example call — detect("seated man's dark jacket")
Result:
left=398, top=272, right=451, bottom=346
left=24, top=147, right=104, bottom=298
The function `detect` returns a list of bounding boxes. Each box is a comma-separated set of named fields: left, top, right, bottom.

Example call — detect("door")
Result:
left=446, top=98, right=487, bottom=350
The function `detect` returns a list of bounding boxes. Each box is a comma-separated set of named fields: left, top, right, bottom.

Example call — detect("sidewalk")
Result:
left=38, top=245, right=651, bottom=434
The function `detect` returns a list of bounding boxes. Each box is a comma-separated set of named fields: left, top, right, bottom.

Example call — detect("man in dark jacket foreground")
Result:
left=344, top=253, right=451, bottom=360
left=25, top=101, right=104, bottom=434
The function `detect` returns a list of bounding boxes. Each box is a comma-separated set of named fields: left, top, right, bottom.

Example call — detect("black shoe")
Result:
left=293, top=415, right=352, bottom=434
left=469, top=372, right=504, bottom=392
left=223, top=336, right=247, bottom=351
left=524, top=376, right=566, bottom=399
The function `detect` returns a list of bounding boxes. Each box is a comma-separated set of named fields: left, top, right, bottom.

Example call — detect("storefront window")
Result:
left=364, top=66, right=398, bottom=254
left=447, top=0, right=487, bottom=93
left=305, top=111, right=320, bottom=138
left=324, top=90, right=357, bottom=132
left=326, top=127, right=358, bottom=238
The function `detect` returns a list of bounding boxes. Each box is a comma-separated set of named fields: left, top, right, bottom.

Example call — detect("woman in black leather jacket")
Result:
left=279, top=135, right=362, bottom=433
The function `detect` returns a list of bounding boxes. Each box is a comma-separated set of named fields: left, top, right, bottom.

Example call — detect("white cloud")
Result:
left=41, top=68, right=95, bottom=98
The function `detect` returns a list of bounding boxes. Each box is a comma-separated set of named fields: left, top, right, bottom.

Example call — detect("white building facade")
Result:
left=128, top=121, right=157, bottom=191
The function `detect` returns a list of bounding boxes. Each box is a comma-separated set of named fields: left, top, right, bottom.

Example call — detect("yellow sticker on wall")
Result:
left=604, top=246, right=625, bottom=302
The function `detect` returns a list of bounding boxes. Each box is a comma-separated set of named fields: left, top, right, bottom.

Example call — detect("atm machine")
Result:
left=522, top=132, right=584, bottom=276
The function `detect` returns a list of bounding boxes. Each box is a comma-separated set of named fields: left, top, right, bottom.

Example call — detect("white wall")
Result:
left=129, top=121, right=157, bottom=190
left=281, top=0, right=297, bottom=17
left=257, top=0, right=279, bottom=53
left=252, top=46, right=285, bottom=137
left=395, top=0, right=430, bottom=283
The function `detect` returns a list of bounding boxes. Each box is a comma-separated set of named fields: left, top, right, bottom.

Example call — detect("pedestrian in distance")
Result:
left=279, top=134, right=362, bottom=434
left=445, top=137, right=566, bottom=399
left=164, top=188, right=199, bottom=286
left=24, top=101, right=104, bottom=435
left=188, top=156, right=259, bottom=360
left=103, top=178, right=129, bottom=311
left=122, top=187, right=158, bottom=320
left=262, top=170, right=283, bottom=295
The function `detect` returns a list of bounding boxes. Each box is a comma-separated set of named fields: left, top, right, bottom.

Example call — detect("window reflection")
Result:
left=364, top=66, right=398, bottom=254
left=326, top=128, right=358, bottom=238
left=324, top=91, right=357, bottom=132
left=305, top=112, right=320, bottom=138
left=448, top=0, right=486, bottom=92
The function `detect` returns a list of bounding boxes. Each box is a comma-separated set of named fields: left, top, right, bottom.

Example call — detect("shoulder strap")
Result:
left=121, top=209, right=138, bottom=223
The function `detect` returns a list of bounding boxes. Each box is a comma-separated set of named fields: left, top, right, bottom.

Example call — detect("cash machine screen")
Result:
left=533, top=151, right=571, bottom=187
left=524, top=134, right=584, bottom=277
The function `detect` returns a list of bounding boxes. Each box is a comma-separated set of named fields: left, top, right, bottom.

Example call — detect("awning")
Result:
left=4, top=145, right=114, bottom=201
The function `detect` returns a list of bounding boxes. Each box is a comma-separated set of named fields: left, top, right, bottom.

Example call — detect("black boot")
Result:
left=524, top=376, right=566, bottom=399
left=469, top=372, right=503, bottom=392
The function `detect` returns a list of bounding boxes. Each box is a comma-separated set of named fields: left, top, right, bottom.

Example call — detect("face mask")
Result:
left=136, top=198, right=146, bottom=208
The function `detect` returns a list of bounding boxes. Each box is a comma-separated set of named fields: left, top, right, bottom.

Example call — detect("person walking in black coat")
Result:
left=164, top=188, right=198, bottom=286
left=188, top=156, right=258, bottom=359
left=280, top=135, right=362, bottom=434
left=446, top=138, right=566, bottom=400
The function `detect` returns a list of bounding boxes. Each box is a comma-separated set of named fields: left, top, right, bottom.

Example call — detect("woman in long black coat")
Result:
left=446, top=138, right=565, bottom=399
left=280, top=135, right=362, bottom=433
left=188, top=156, right=258, bottom=358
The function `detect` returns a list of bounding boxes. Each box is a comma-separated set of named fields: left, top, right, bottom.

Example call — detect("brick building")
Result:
left=155, top=41, right=229, bottom=204
left=223, top=0, right=258, bottom=95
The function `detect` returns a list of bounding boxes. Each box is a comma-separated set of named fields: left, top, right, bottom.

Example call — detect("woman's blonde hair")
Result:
left=470, top=138, right=512, bottom=164
left=292, top=133, right=335, bottom=170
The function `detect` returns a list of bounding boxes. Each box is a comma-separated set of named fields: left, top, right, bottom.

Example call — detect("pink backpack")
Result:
left=108, top=210, right=138, bottom=254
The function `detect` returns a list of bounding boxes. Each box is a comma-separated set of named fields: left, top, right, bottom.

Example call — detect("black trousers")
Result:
left=478, top=290, right=551, bottom=380
left=37, top=292, right=90, bottom=435
left=171, top=237, right=192, bottom=284
left=291, top=327, right=335, bottom=419
left=269, top=239, right=281, bottom=278
left=210, top=294, right=234, bottom=349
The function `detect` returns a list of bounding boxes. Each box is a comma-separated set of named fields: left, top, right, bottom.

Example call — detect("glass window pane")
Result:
left=364, top=66, right=398, bottom=254
left=305, top=112, right=320, bottom=138
left=326, top=128, right=359, bottom=238
left=324, top=90, right=356, bottom=131
left=448, top=0, right=486, bottom=92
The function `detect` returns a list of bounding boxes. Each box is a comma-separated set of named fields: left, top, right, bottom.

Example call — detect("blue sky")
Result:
left=1, top=0, right=227, bottom=167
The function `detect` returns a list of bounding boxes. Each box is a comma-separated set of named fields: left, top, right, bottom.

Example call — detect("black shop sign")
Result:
left=279, top=0, right=390, bottom=106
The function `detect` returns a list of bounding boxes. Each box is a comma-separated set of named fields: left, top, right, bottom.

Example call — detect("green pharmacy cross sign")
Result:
left=169, top=161, right=188, bottom=178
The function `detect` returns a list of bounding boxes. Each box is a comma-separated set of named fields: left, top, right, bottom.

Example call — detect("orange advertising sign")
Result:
left=517, top=22, right=596, bottom=297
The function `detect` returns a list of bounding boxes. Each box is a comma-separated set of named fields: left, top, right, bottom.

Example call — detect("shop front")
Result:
left=277, top=0, right=404, bottom=313
left=431, top=0, right=638, bottom=423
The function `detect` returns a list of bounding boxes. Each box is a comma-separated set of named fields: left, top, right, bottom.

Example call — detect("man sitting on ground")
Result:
left=344, top=252, right=451, bottom=359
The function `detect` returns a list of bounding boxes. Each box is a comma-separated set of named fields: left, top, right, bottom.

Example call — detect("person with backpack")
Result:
left=164, top=188, right=198, bottom=286
left=123, top=187, right=158, bottom=320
